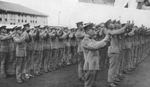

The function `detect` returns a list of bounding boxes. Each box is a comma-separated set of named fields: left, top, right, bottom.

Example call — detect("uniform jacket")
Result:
left=75, top=30, right=85, bottom=53
left=81, top=34, right=107, bottom=70
left=13, top=31, right=28, bottom=57
left=0, top=34, right=12, bottom=52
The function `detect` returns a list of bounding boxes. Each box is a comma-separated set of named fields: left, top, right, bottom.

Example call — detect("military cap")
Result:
left=15, top=26, right=22, bottom=30
left=136, top=0, right=144, bottom=2
left=105, top=19, right=113, bottom=28
left=116, top=20, right=121, bottom=24
left=34, top=25, right=40, bottom=28
left=112, top=20, right=117, bottom=24
left=76, top=21, right=83, bottom=27
left=96, top=23, right=105, bottom=28
left=83, top=23, right=94, bottom=30
left=12, top=26, right=17, bottom=30
left=23, top=23, right=30, bottom=27
left=43, top=25, right=49, bottom=29
left=0, top=26, right=7, bottom=30
left=121, top=23, right=126, bottom=27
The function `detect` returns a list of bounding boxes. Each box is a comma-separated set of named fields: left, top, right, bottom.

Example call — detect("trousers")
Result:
left=16, top=57, right=24, bottom=81
left=78, top=52, right=84, bottom=79
left=108, top=53, right=120, bottom=82
left=84, top=70, right=97, bottom=87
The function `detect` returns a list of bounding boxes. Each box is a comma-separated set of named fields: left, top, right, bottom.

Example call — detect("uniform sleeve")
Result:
left=13, top=32, right=26, bottom=43
left=59, top=32, right=67, bottom=39
left=128, top=28, right=136, bottom=36
left=13, top=36, right=25, bottom=43
left=49, top=32, right=56, bottom=36
left=109, top=26, right=126, bottom=35
left=0, top=35, right=12, bottom=40
left=82, top=39, right=107, bottom=50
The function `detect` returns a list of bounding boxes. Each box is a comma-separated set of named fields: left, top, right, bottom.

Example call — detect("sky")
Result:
left=3, top=0, right=69, bottom=25
left=2, top=0, right=150, bottom=27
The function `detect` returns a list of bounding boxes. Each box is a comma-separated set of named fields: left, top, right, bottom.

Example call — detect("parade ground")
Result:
left=0, top=55, right=150, bottom=87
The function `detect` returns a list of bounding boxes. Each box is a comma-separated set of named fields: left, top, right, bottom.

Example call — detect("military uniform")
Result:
left=107, top=27, right=127, bottom=84
left=75, top=29, right=85, bottom=80
left=81, top=34, right=109, bottom=87
left=13, top=31, right=28, bottom=83
left=49, top=31, right=57, bottom=70
left=0, top=33, right=11, bottom=78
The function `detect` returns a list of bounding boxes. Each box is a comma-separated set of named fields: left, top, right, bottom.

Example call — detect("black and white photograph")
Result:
left=0, top=0, right=150, bottom=87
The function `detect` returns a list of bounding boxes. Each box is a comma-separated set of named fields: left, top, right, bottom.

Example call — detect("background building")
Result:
left=79, top=0, right=115, bottom=5
left=0, top=0, right=48, bottom=26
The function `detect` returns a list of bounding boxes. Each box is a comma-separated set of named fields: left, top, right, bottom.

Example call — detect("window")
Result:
left=5, top=18, right=7, bottom=22
left=35, top=21, right=37, bottom=23
left=22, top=19, right=24, bottom=22
left=0, top=18, right=2, bottom=21
left=10, top=23, right=13, bottom=25
left=25, top=20, right=27, bottom=23
left=30, top=20, right=32, bottom=23
left=18, top=19, right=20, bottom=23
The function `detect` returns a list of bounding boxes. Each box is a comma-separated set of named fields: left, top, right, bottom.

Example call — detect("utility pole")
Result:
left=58, top=11, right=61, bottom=25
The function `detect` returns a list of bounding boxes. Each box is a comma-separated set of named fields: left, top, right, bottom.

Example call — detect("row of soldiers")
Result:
left=77, top=20, right=150, bottom=87
left=0, top=20, right=150, bottom=86
left=0, top=23, right=82, bottom=83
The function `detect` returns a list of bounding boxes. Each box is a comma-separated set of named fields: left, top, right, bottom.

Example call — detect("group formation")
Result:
left=77, top=20, right=150, bottom=87
left=0, top=20, right=150, bottom=87
left=0, top=23, right=79, bottom=83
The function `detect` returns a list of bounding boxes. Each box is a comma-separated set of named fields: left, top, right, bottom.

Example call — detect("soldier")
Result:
left=30, top=26, right=41, bottom=76
left=75, top=21, right=85, bottom=81
left=13, top=26, right=29, bottom=83
left=0, top=26, right=13, bottom=79
left=57, top=29, right=66, bottom=67
left=22, top=23, right=32, bottom=80
left=49, top=28, right=57, bottom=70
left=106, top=21, right=130, bottom=87
left=69, top=28, right=77, bottom=64
left=59, top=28, right=69, bottom=66
left=81, top=23, right=110, bottom=87
left=41, top=27, right=49, bottom=73
left=6, top=28, right=16, bottom=75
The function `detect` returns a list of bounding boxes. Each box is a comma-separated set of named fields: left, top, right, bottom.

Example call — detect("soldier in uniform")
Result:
left=0, top=26, right=13, bottom=78
left=21, top=23, right=32, bottom=80
left=41, top=27, right=49, bottom=73
left=49, top=28, right=57, bottom=70
left=106, top=21, right=130, bottom=87
left=57, top=29, right=66, bottom=67
left=75, top=21, right=85, bottom=81
left=13, top=26, right=29, bottom=83
left=81, top=23, right=110, bottom=87
left=69, top=28, right=77, bottom=64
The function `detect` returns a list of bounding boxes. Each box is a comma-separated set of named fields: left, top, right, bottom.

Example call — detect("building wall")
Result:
left=0, top=12, right=48, bottom=26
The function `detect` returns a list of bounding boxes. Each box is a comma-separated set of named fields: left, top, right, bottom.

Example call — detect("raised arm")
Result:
left=82, top=35, right=110, bottom=50
left=108, top=25, right=127, bottom=35
left=13, top=32, right=27, bottom=43
left=0, top=34, right=12, bottom=40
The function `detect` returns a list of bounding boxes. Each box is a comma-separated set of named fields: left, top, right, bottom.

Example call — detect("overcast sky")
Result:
left=2, top=0, right=150, bottom=27
left=3, top=0, right=78, bottom=26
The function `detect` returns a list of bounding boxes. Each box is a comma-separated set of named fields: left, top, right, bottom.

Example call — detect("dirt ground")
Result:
left=0, top=56, right=150, bottom=87
left=120, top=56, right=150, bottom=87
